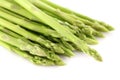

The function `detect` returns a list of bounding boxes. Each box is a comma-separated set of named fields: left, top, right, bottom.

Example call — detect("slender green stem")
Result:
left=0, top=7, right=61, bottom=38
left=0, top=7, right=75, bottom=56
left=0, top=0, right=37, bottom=20
left=0, top=40, right=55, bottom=66
left=0, top=17, right=65, bottom=54
left=0, top=26, right=65, bottom=64
left=41, top=0, right=114, bottom=31
left=14, top=0, right=102, bottom=61
left=40, top=7, right=104, bottom=38
left=0, top=30, right=47, bottom=57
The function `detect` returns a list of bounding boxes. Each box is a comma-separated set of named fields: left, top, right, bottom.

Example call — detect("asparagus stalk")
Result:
left=0, top=7, right=75, bottom=56
left=3, top=0, right=113, bottom=32
left=0, top=7, right=61, bottom=38
left=0, top=6, right=75, bottom=54
left=0, top=25, right=74, bottom=58
left=0, top=26, right=65, bottom=64
left=40, top=7, right=104, bottom=38
left=56, top=18, right=98, bottom=44
left=3, top=0, right=103, bottom=39
left=0, top=17, right=65, bottom=54
left=38, top=35, right=75, bottom=57
left=7, top=1, right=96, bottom=42
left=58, top=18, right=104, bottom=38
left=0, top=40, right=55, bottom=66
left=49, top=15, right=97, bottom=41
left=0, top=15, right=73, bottom=56
left=14, top=0, right=102, bottom=61
left=0, top=7, right=77, bottom=53
left=39, top=9, right=103, bottom=44
left=41, top=0, right=114, bottom=31
left=0, top=30, right=47, bottom=57
left=70, top=14, right=109, bottom=32
left=97, top=21, right=114, bottom=31
left=0, top=0, right=37, bottom=20
left=30, top=0, right=109, bottom=32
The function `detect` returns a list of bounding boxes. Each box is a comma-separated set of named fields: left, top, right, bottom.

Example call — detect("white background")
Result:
left=0, top=0, right=120, bottom=80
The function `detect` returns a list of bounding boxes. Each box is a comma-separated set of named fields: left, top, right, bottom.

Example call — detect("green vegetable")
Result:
left=0, top=0, right=36, bottom=20
left=0, top=0, right=114, bottom=66
left=30, top=0, right=109, bottom=32
left=0, top=26, right=65, bottom=65
left=0, top=5, right=98, bottom=45
left=41, top=0, right=114, bottom=31
left=0, top=17, right=65, bottom=54
left=14, top=0, right=102, bottom=61
left=0, top=7, right=61, bottom=38
left=1, top=0, right=103, bottom=39
left=0, top=29, right=47, bottom=57
left=0, top=40, right=55, bottom=66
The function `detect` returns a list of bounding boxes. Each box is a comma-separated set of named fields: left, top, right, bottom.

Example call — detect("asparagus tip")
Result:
left=54, top=60, right=65, bottom=66
left=93, top=22, right=109, bottom=32
left=85, top=38, right=98, bottom=45
left=33, top=56, right=55, bottom=66
left=98, top=21, right=115, bottom=31
left=93, top=32, right=105, bottom=38
left=89, top=48, right=103, bottom=61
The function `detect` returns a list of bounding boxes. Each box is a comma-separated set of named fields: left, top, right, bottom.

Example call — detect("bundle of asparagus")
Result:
left=0, top=0, right=114, bottom=66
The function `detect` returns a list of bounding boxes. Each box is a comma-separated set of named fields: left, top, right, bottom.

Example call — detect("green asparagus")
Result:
left=0, top=30, right=47, bottom=57
left=0, top=7, right=61, bottom=38
left=41, top=0, right=114, bottom=31
left=0, top=17, right=66, bottom=54
left=0, top=0, right=114, bottom=66
left=0, top=26, right=65, bottom=65
left=14, top=0, right=103, bottom=61
left=0, top=40, right=55, bottom=65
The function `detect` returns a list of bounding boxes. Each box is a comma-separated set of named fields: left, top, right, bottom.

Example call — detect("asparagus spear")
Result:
left=2, top=0, right=104, bottom=39
left=0, top=30, right=47, bottom=57
left=0, top=26, right=65, bottom=65
left=57, top=18, right=104, bottom=38
left=40, top=7, right=104, bottom=38
left=0, top=7, right=75, bottom=56
left=37, top=35, right=75, bottom=57
left=0, top=0, right=37, bottom=20
left=0, top=6, right=75, bottom=53
left=0, top=11, right=72, bottom=56
left=0, top=17, right=65, bottom=54
left=3, top=0, right=104, bottom=39
left=70, top=14, right=109, bottom=32
left=30, top=0, right=109, bottom=32
left=0, top=7, right=61, bottom=38
left=0, top=40, right=55, bottom=66
left=0, top=25, right=74, bottom=58
left=14, top=0, right=102, bottom=61
left=41, top=0, right=114, bottom=31
left=0, top=11, right=74, bottom=56
left=54, top=18, right=98, bottom=44
left=2, top=0, right=113, bottom=32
